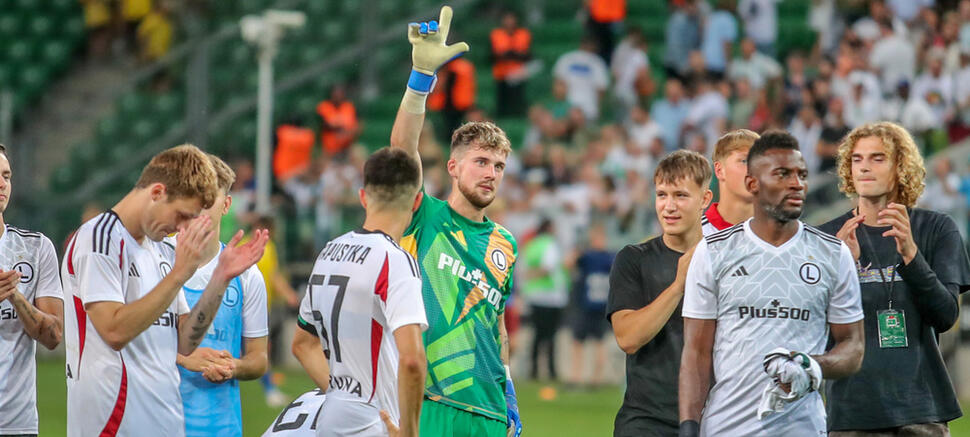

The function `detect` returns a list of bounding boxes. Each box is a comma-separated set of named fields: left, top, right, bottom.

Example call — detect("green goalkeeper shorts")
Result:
left=419, top=399, right=507, bottom=437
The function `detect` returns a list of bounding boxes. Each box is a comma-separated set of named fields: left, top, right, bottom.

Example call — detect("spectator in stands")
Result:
left=281, top=155, right=324, bottom=258
left=782, top=52, right=810, bottom=119
left=123, top=0, right=153, bottom=52
left=845, top=72, right=883, bottom=128
left=912, top=48, right=955, bottom=117
left=809, top=0, right=843, bottom=56
left=81, top=0, right=112, bottom=59
left=585, top=0, right=626, bottom=63
left=428, top=57, right=476, bottom=140
left=627, top=104, right=663, bottom=152
left=227, top=158, right=256, bottom=240
left=651, top=78, right=690, bottom=151
left=728, top=38, right=782, bottom=91
left=789, top=104, right=824, bottom=176
left=664, top=0, right=702, bottom=80
left=953, top=48, right=970, bottom=141
left=921, top=157, right=968, bottom=239
left=738, top=0, right=779, bottom=55
left=729, top=77, right=756, bottom=129
left=136, top=1, right=173, bottom=63
left=818, top=97, right=850, bottom=173
left=611, top=26, right=652, bottom=123
left=870, top=19, right=917, bottom=94
left=490, top=11, right=532, bottom=118
left=701, top=0, right=739, bottom=79
left=316, top=84, right=360, bottom=157
left=272, top=117, right=315, bottom=184
left=553, top=35, right=610, bottom=121
left=683, top=78, right=729, bottom=156
left=888, top=0, right=934, bottom=24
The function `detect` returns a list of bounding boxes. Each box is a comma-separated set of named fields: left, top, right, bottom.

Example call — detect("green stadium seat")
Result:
left=28, top=16, right=54, bottom=37
left=0, top=65, right=14, bottom=89
left=7, top=41, right=35, bottom=64
left=60, top=15, right=85, bottom=39
left=0, top=15, right=22, bottom=37
left=15, top=0, right=41, bottom=11
left=96, top=116, right=124, bottom=142
left=18, top=64, right=50, bottom=100
left=41, top=41, right=71, bottom=68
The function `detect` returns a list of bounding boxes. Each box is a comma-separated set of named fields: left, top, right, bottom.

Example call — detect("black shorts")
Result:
left=572, top=309, right=609, bottom=341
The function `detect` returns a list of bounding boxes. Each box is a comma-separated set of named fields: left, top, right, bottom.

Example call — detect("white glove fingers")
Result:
left=444, top=41, right=470, bottom=61
left=437, top=6, right=454, bottom=39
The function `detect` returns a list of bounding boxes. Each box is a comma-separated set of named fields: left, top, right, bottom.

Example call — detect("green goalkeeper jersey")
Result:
left=401, top=192, right=517, bottom=422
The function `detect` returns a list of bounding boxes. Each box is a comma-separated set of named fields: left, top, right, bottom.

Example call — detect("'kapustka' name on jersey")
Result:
left=737, top=300, right=812, bottom=321
left=437, top=253, right=502, bottom=311
left=317, top=242, right=372, bottom=265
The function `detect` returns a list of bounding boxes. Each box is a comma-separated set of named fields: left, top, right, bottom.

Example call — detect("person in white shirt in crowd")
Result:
left=789, top=105, right=824, bottom=177
left=911, top=47, right=955, bottom=114
left=627, top=104, right=663, bottom=152
left=651, top=78, right=692, bottom=152
left=919, top=157, right=968, bottom=240
left=553, top=35, right=610, bottom=121
left=737, top=0, right=780, bottom=55
left=869, top=20, right=916, bottom=95
left=611, top=26, right=651, bottom=124
left=845, top=72, right=883, bottom=128
left=728, top=38, right=782, bottom=91
left=683, top=79, right=729, bottom=156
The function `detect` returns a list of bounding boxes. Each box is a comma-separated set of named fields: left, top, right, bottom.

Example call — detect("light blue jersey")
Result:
left=176, top=243, right=269, bottom=437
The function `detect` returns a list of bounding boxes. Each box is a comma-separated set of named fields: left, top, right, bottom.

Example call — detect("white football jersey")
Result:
left=0, top=225, right=62, bottom=434
left=261, top=390, right=327, bottom=437
left=683, top=220, right=863, bottom=437
left=63, top=211, right=190, bottom=437
left=298, top=229, right=427, bottom=437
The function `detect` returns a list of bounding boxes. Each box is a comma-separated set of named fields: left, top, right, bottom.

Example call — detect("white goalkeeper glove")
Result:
left=762, top=347, right=822, bottom=399
left=405, top=5, right=470, bottom=95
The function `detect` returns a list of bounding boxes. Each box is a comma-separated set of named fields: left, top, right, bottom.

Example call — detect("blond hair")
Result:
left=450, top=121, right=512, bottom=157
left=836, top=122, right=925, bottom=207
left=712, top=129, right=759, bottom=163
left=135, top=144, right=219, bottom=209
left=206, top=153, right=236, bottom=194
left=654, top=150, right=712, bottom=189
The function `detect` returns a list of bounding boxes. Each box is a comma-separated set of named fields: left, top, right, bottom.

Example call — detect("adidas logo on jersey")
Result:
left=731, top=266, right=749, bottom=277
left=437, top=253, right=502, bottom=311
left=129, top=263, right=140, bottom=277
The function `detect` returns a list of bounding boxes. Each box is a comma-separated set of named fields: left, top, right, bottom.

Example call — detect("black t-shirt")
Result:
left=819, top=208, right=970, bottom=430
left=606, top=237, right=683, bottom=437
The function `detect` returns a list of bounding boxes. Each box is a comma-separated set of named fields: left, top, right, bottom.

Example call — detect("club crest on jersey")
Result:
left=223, top=285, right=240, bottom=307
left=799, top=262, right=821, bottom=284
left=490, top=248, right=508, bottom=272
left=12, top=262, right=33, bottom=283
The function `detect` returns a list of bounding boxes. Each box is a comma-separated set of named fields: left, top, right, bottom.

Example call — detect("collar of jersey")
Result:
left=445, top=202, right=493, bottom=231
left=742, top=218, right=804, bottom=253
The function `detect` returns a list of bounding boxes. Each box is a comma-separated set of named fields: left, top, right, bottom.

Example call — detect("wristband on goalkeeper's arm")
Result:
left=790, top=351, right=822, bottom=393
left=505, top=365, right=522, bottom=437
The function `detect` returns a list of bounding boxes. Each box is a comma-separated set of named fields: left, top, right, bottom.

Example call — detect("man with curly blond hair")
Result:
left=820, top=121, right=970, bottom=436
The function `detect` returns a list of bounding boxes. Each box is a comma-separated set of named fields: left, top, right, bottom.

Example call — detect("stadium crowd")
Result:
left=211, top=0, right=970, bottom=392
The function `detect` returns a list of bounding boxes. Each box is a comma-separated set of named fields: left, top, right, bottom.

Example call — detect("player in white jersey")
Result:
left=701, top=129, right=759, bottom=236
left=62, top=145, right=269, bottom=437
left=0, top=144, right=64, bottom=436
left=679, top=132, right=865, bottom=437
left=262, top=390, right=328, bottom=437
left=292, top=147, right=428, bottom=437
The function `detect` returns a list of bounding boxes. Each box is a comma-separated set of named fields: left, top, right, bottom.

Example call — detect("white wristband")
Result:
left=401, top=89, right=428, bottom=115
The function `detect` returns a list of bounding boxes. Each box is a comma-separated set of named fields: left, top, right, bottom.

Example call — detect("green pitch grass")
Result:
left=33, top=359, right=970, bottom=436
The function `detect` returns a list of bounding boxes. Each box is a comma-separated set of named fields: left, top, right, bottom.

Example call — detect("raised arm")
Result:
left=391, top=5, right=469, bottom=176
left=178, top=229, right=269, bottom=355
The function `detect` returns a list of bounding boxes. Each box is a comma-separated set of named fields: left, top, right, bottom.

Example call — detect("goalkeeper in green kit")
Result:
left=378, top=6, right=523, bottom=437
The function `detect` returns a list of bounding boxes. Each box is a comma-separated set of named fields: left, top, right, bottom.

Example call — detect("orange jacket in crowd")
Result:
left=490, top=27, right=531, bottom=80
left=273, top=124, right=315, bottom=181
left=428, top=58, right=476, bottom=112
left=316, top=100, right=359, bottom=155
left=588, top=0, right=626, bottom=23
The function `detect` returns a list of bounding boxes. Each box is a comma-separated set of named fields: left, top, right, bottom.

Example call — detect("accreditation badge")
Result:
left=877, top=309, right=908, bottom=348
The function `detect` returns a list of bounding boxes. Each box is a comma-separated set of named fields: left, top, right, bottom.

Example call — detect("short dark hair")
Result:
left=0, top=143, right=6, bottom=157
left=746, top=131, right=801, bottom=170
left=363, top=147, right=421, bottom=209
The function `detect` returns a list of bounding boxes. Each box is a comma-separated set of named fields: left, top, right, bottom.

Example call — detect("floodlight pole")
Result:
left=242, top=10, right=305, bottom=215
